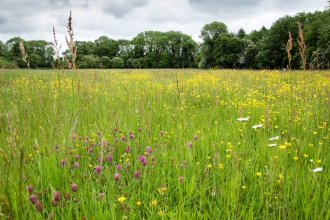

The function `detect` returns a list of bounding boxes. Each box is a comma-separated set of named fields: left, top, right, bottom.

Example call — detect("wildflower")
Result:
left=158, top=210, right=163, bottom=216
left=237, top=116, right=250, bottom=122
left=218, top=164, right=224, bottom=168
left=207, top=164, right=212, bottom=169
left=97, top=157, right=102, bottom=163
left=95, top=165, right=102, bottom=174
left=179, top=176, right=184, bottom=182
left=312, top=167, right=323, bottom=172
left=160, top=130, right=164, bottom=136
left=75, top=154, right=80, bottom=159
left=29, top=194, right=37, bottom=204
left=193, top=134, right=198, bottom=140
left=27, top=185, right=34, bottom=193
left=293, top=157, right=298, bottom=161
left=151, top=200, right=157, bottom=206
left=317, top=159, right=322, bottom=163
left=114, top=173, right=120, bottom=181
left=121, top=136, right=127, bottom=141
left=269, top=136, right=279, bottom=141
left=125, top=146, right=131, bottom=153
left=64, top=192, right=71, bottom=200
left=279, top=145, right=286, bottom=149
left=48, top=213, right=54, bottom=218
left=256, top=172, right=262, bottom=176
left=116, top=164, right=122, bottom=171
left=71, top=183, right=78, bottom=192
left=146, top=146, right=152, bottom=153
left=35, top=200, right=44, bottom=212
left=60, top=159, right=66, bottom=166
left=134, top=171, right=140, bottom=179
left=304, top=154, right=308, bottom=158
left=118, top=197, right=126, bottom=203
left=129, top=134, right=135, bottom=139
left=54, top=191, right=61, bottom=201
left=252, top=124, right=263, bottom=129
left=242, top=186, right=246, bottom=189
left=158, top=187, right=167, bottom=195
left=99, top=193, right=104, bottom=198
left=310, top=159, right=314, bottom=163
left=74, top=162, right=80, bottom=168
left=187, top=141, right=193, bottom=147
left=268, top=144, right=277, bottom=147
left=107, top=154, right=113, bottom=162
left=137, top=201, right=141, bottom=206
left=115, top=138, right=119, bottom=142
left=88, top=148, right=93, bottom=153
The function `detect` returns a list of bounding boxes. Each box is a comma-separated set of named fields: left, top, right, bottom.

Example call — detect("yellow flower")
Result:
left=218, top=164, right=224, bottom=169
left=137, top=201, right=141, bottom=206
left=317, top=159, right=322, bottom=163
left=157, top=210, right=163, bottom=216
left=256, top=172, right=262, bottom=176
left=279, top=145, right=286, bottom=149
left=207, top=164, right=212, bottom=169
left=117, top=197, right=126, bottom=203
left=278, top=174, right=283, bottom=179
left=151, top=200, right=157, bottom=206
left=242, top=186, right=246, bottom=189
left=88, top=164, right=93, bottom=168
left=293, top=157, right=298, bottom=161
left=28, top=154, right=33, bottom=157
left=303, top=154, right=308, bottom=158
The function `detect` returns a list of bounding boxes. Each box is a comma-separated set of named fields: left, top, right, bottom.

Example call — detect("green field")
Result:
left=1, top=69, right=329, bottom=219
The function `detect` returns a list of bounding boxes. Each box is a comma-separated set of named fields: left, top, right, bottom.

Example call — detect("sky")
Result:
left=0, top=0, right=328, bottom=45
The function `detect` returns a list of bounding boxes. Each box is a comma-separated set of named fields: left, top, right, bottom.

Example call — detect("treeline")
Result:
left=0, top=7, right=329, bottom=69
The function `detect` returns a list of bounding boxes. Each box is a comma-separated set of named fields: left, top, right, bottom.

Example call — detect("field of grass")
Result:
left=0, top=69, right=329, bottom=219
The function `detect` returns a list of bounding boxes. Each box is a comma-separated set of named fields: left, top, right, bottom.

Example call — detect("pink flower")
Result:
left=71, top=183, right=78, bottom=192
left=114, top=173, right=120, bottom=181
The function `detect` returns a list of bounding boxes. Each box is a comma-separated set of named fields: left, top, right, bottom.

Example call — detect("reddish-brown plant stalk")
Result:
left=286, top=31, right=292, bottom=70
left=297, top=21, right=307, bottom=70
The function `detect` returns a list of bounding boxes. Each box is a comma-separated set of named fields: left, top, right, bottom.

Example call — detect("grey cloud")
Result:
left=188, top=0, right=262, bottom=13
left=101, top=0, right=150, bottom=18
left=0, top=15, right=7, bottom=25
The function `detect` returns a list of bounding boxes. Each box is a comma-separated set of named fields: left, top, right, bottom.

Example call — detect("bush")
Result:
left=0, top=57, right=19, bottom=69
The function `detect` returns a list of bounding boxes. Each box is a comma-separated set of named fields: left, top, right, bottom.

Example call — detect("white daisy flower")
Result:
left=252, top=124, right=264, bottom=129
left=268, top=144, right=277, bottom=147
left=310, top=159, right=314, bottom=163
left=269, top=136, right=279, bottom=141
left=237, top=117, right=250, bottom=122
left=312, top=167, right=323, bottom=172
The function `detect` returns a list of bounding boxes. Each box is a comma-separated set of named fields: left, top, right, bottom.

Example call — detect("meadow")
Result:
left=0, top=69, right=329, bottom=219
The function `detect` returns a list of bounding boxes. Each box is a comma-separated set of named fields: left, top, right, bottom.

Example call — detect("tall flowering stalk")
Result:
left=297, top=21, right=307, bottom=70
left=286, top=31, right=292, bottom=70
left=52, top=26, right=62, bottom=70
left=19, top=41, right=30, bottom=71
left=64, top=11, right=77, bottom=69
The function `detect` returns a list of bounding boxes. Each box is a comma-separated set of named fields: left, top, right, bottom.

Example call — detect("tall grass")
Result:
left=0, top=69, right=329, bottom=219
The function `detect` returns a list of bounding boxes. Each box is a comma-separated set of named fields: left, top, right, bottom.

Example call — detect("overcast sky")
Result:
left=0, top=0, right=328, bottom=45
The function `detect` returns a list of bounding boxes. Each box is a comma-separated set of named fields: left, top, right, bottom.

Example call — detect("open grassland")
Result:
left=0, top=69, right=330, bottom=219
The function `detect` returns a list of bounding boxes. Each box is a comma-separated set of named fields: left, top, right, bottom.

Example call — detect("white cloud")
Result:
left=0, top=0, right=328, bottom=44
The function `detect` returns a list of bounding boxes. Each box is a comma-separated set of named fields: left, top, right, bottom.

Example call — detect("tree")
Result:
left=237, top=28, right=246, bottom=39
left=112, top=57, right=125, bottom=68
left=200, top=21, right=228, bottom=68
left=94, top=36, right=119, bottom=58
left=213, top=33, right=242, bottom=68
